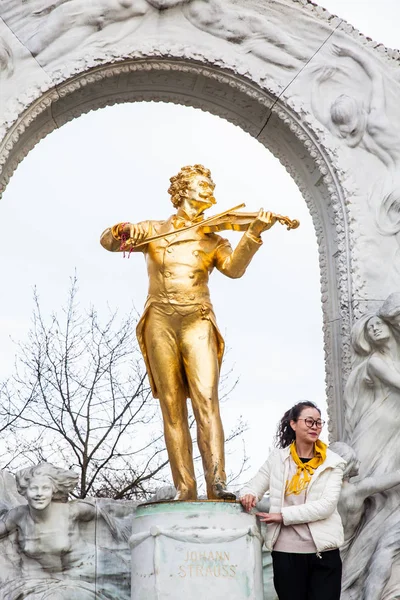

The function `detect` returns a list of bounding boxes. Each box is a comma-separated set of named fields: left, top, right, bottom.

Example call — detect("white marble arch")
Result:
left=1, top=0, right=399, bottom=440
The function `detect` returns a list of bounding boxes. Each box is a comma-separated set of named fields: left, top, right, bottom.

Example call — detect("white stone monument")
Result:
left=130, top=501, right=264, bottom=600
left=2, top=0, right=400, bottom=597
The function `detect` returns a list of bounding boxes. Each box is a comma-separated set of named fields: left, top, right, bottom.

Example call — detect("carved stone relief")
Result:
left=0, top=2, right=399, bottom=597
left=0, top=464, right=177, bottom=599
left=0, top=463, right=134, bottom=599
left=0, top=0, right=399, bottom=557
left=0, top=0, right=362, bottom=441
left=0, top=0, right=350, bottom=142
left=290, top=32, right=400, bottom=298
left=337, top=293, right=400, bottom=600
left=0, top=0, right=329, bottom=77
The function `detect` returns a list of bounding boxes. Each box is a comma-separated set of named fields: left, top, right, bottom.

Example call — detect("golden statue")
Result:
left=100, top=164, right=298, bottom=501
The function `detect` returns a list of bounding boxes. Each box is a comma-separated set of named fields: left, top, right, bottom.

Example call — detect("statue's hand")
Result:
left=247, top=209, right=277, bottom=238
left=315, top=65, right=337, bottom=82
left=332, top=43, right=361, bottom=63
left=332, top=43, right=347, bottom=58
left=129, top=222, right=149, bottom=243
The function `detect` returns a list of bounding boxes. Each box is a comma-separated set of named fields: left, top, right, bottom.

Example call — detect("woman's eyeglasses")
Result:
left=298, top=418, right=325, bottom=429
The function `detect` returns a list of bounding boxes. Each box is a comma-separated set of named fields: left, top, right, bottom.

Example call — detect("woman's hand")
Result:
left=256, top=512, right=283, bottom=523
left=240, top=494, right=257, bottom=512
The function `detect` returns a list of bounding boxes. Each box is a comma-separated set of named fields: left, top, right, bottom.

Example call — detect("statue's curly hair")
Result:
left=274, top=401, right=321, bottom=448
left=168, top=164, right=215, bottom=208
left=16, top=463, right=79, bottom=503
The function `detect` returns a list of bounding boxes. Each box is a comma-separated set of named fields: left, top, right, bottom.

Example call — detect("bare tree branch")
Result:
left=0, top=278, right=246, bottom=500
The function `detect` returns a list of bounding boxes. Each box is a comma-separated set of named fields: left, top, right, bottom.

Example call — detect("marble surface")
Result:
left=0, top=472, right=274, bottom=599
left=0, top=463, right=134, bottom=599
left=338, top=294, right=400, bottom=600
left=130, top=500, right=264, bottom=599
left=1, top=3, right=400, bottom=597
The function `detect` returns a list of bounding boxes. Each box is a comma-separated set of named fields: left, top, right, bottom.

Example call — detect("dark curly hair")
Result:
left=275, top=401, right=321, bottom=448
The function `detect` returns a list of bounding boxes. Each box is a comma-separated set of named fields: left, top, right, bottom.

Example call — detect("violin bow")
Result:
left=126, top=203, right=246, bottom=249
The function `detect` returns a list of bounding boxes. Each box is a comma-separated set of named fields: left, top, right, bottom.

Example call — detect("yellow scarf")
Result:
left=285, top=440, right=327, bottom=496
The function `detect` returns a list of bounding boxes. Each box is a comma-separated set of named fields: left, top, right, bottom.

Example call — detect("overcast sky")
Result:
left=0, top=0, right=396, bottom=487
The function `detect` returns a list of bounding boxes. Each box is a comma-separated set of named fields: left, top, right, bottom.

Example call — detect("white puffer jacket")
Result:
left=241, top=446, right=346, bottom=553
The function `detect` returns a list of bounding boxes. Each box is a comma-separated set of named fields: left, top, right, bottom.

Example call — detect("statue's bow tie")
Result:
left=172, top=215, right=204, bottom=229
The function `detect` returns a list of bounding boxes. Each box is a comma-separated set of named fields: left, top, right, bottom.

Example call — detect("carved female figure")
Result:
left=26, top=0, right=150, bottom=60
left=344, top=314, right=400, bottom=469
left=330, top=441, right=400, bottom=600
left=0, top=463, right=121, bottom=599
left=329, top=442, right=400, bottom=554
left=177, top=0, right=308, bottom=68
left=311, top=45, right=400, bottom=272
left=342, top=313, right=400, bottom=599
left=25, top=0, right=308, bottom=69
left=312, top=44, right=400, bottom=170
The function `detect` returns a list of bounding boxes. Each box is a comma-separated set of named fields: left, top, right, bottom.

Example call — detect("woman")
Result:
left=0, top=463, right=126, bottom=599
left=240, top=401, right=345, bottom=600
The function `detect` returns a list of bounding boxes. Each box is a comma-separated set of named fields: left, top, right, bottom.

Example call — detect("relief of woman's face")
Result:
left=331, top=95, right=365, bottom=147
left=367, top=316, right=391, bottom=344
left=26, top=475, right=54, bottom=510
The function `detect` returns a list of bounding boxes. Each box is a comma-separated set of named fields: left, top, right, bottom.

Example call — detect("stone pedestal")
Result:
left=130, top=501, right=264, bottom=600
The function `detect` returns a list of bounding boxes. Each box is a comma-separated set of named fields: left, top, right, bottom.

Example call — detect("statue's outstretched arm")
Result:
left=100, top=221, right=152, bottom=253
left=310, top=67, right=336, bottom=131
left=0, top=507, right=19, bottom=539
left=332, top=43, right=386, bottom=117
left=356, top=470, right=400, bottom=501
left=215, top=210, right=277, bottom=278
left=214, top=234, right=261, bottom=279
left=368, top=355, right=400, bottom=390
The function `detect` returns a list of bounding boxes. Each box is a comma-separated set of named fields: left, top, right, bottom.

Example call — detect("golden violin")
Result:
left=200, top=206, right=300, bottom=233
left=127, top=203, right=299, bottom=249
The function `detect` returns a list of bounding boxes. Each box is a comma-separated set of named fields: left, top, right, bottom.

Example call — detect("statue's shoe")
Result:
left=174, top=488, right=197, bottom=501
left=209, top=483, right=236, bottom=501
